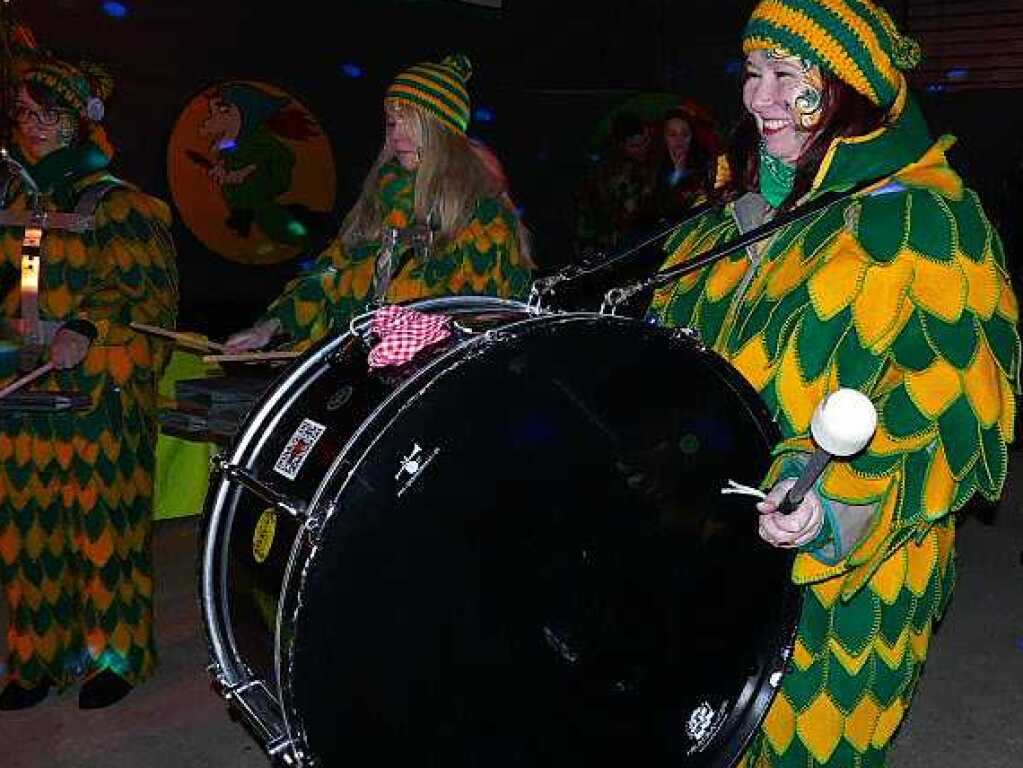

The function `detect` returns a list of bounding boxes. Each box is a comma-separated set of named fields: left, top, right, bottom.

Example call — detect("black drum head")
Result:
left=288, top=316, right=799, bottom=767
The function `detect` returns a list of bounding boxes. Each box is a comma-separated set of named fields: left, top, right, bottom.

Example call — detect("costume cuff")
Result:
left=59, top=318, right=99, bottom=342
left=771, top=452, right=842, bottom=563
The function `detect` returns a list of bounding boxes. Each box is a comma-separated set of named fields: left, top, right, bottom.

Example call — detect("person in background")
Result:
left=0, top=29, right=178, bottom=710
left=652, top=100, right=722, bottom=221
left=650, top=1, right=1019, bottom=765
left=574, top=110, right=659, bottom=258
left=226, top=53, right=532, bottom=353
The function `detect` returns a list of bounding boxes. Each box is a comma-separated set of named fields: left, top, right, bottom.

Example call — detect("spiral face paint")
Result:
left=765, top=48, right=824, bottom=129
left=743, top=49, right=824, bottom=163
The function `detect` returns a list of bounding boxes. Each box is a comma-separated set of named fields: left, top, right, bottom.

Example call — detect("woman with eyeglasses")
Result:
left=0, top=31, right=178, bottom=710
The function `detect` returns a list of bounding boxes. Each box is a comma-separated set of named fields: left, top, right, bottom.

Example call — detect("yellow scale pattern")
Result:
left=263, top=163, right=532, bottom=350
left=652, top=135, right=1018, bottom=766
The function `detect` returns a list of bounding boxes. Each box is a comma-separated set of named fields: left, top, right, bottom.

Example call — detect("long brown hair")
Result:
left=341, top=107, right=515, bottom=251
left=719, top=72, right=889, bottom=210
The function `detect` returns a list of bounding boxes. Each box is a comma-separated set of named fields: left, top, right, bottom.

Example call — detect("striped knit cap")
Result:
left=19, top=54, right=113, bottom=121
left=743, top=0, right=922, bottom=110
left=385, top=53, right=473, bottom=134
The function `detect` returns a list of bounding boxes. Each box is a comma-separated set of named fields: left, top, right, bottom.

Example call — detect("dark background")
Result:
left=16, top=0, right=1023, bottom=339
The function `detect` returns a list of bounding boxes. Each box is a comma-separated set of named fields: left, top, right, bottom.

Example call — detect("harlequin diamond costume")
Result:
left=260, top=54, right=532, bottom=350
left=0, top=34, right=178, bottom=708
left=650, top=2, right=1019, bottom=765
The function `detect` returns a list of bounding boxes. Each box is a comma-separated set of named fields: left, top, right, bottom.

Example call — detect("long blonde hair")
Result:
left=341, top=106, right=510, bottom=251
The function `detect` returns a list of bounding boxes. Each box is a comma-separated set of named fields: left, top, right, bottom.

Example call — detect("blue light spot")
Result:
left=724, top=57, right=743, bottom=76
left=101, top=1, right=128, bottom=18
left=217, top=138, right=237, bottom=152
left=339, top=63, right=364, bottom=79
left=473, top=106, right=496, bottom=124
left=946, top=68, right=969, bottom=81
left=926, top=83, right=947, bottom=94
left=298, top=259, right=316, bottom=271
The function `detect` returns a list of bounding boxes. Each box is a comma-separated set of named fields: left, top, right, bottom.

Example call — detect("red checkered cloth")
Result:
left=367, top=305, right=453, bottom=369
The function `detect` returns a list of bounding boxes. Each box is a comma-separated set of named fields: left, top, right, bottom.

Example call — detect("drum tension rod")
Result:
left=213, top=456, right=307, bottom=520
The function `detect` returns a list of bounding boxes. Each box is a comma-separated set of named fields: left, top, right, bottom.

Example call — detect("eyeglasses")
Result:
left=11, top=103, right=65, bottom=128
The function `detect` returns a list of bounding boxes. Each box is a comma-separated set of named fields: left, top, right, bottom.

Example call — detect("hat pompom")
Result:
left=442, top=53, right=473, bottom=83
left=78, top=60, right=115, bottom=102
left=892, top=35, right=921, bottom=70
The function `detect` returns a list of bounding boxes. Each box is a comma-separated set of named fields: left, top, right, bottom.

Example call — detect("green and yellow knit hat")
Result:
left=743, top=0, right=922, bottom=110
left=385, top=53, right=473, bottom=134
left=19, top=54, right=113, bottom=122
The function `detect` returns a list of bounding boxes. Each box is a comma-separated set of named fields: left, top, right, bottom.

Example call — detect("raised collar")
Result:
left=809, top=82, right=935, bottom=197
left=14, top=124, right=114, bottom=201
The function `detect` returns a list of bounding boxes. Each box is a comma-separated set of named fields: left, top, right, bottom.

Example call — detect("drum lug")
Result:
left=483, top=328, right=511, bottom=344
left=527, top=271, right=574, bottom=313
left=303, top=510, right=326, bottom=545
left=213, top=455, right=308, bottom=521
left=671, top=326, right=704, bottom=350
left=223, top=679, right=306, bottom=764
left=207, top=661, right=230, bottom=692
left=269, top=739, right=314, bottom=768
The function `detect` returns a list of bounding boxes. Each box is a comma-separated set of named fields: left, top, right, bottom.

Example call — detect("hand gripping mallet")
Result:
left=775, top=388, right=878, bottom=515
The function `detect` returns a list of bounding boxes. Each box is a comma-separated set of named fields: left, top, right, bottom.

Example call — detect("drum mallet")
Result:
left=0, top=361, right=56, bottom=401
left=775, top=388, right=877, bottom=515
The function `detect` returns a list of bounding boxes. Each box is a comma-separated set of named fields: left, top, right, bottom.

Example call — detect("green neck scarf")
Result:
left=758, top=145, right=796, bottom=209
left=377, top=160, right=416, bottom=226
left=11, top=136, right=112, bottom=205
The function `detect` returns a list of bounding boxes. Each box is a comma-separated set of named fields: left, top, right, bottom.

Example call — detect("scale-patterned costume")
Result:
left=651, top=3, right=1019, bottom=764
left=261, top=53, right=532, bottom=349
left=261, top=160, right=531, bottom=349
left=0, top=128, right=178, bottom=689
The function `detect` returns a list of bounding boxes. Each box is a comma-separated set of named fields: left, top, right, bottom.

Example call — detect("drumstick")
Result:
left=0, top=361, right=55, bottom=400
left=130, top=322, right=228, bottom=352
left=201, top=351, right=300, bottom=363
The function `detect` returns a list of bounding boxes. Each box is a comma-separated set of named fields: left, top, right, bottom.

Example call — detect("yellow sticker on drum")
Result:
left=253, top=508, right=277, bottom=564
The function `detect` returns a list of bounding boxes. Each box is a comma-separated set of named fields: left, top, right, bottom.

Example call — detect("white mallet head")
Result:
left=810, top=388, right=878, bottom=457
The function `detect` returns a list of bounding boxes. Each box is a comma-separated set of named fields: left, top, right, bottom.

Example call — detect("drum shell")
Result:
left=200, top=297, right=801, bottom=768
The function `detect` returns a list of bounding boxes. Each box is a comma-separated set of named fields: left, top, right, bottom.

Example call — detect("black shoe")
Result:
left=0, top=679, right=51, bottom=710
left=78, top=670, right=133, bottom=710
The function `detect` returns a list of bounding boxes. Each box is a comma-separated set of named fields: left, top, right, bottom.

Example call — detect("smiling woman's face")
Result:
left=742, top=49, right=824, bottom=164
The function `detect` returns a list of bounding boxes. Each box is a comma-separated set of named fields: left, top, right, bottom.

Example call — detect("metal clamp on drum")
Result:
left=212, top=455, right=307, bottom=521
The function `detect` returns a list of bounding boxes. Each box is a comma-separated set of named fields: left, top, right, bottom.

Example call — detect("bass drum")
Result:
left=200, top=296, right=801, bottom=768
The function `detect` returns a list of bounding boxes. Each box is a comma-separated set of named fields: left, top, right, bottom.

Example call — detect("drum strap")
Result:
left=8, top=178, right=130, bottom=358
left=602, top=170, right=904, bottom=312
left=373, top=224, right=434, bottom=301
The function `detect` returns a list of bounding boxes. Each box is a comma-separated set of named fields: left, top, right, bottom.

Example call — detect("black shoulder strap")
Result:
left=74, top=176, right=137, bottom=216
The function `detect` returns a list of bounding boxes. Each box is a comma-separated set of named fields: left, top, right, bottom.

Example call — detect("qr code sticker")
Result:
left=273, top=418, right=327, bottom=480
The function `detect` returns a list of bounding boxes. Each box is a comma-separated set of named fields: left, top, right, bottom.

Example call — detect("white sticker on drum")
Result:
left=274, top=418, right=327, bottom=480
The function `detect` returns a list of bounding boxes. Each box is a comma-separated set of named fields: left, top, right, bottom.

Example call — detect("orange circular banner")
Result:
left=167, top=80, right=337, bottom=265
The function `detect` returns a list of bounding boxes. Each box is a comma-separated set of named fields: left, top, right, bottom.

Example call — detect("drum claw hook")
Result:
left=349, top=309, right=380, bottom=347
